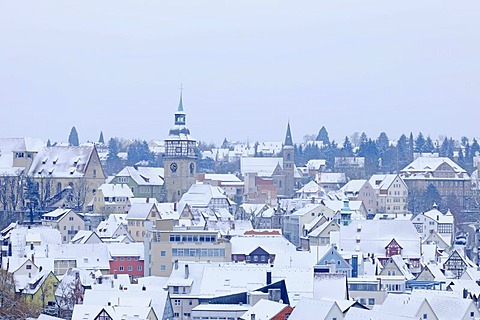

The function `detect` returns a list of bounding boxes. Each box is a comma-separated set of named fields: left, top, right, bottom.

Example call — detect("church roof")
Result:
left=284, top=122, right=293, bottom=146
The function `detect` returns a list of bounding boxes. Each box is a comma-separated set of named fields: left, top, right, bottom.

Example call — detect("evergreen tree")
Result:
left=106, top=138, right=123, bottom=175
left=316, top=126, right=330, bottom=146
left=458, top=148, right=466, bottom=169
left=397, top=134, right=409, bottom=170
left=358, top=138, right=379, bottom=177
left=414, top=132, right=426, bottom=153
left=424, top=136, right=435, bottom=153
left=341, top=136, right=354, bottom=156
left=98, top=131, right=105, bottom=144
left=471, top=138, right=480, bottom=157
left=127, top=140, right=154, bottom=165
left=68, top=126, right=80, bottom=146
left=408, top=132, right=414, bottom=161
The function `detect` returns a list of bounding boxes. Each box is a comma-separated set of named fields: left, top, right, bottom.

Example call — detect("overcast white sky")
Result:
left=1, top=1, right=479, bottom=146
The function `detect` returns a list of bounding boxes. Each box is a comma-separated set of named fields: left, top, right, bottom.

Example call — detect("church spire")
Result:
left=284, top=122, right=293, bottom=146
left=178, top=87, right=184, bottom=112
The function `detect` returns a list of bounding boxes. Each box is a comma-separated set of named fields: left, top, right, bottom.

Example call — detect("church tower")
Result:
left=283, top=122, right=295, bottom=197
left=164, top=91, right=197, bottom=202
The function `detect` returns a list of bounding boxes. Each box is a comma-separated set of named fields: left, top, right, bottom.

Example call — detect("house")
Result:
left=70, top=230, right=103, bottom=244
left=376, top=294, right=439, bottom=320
left=347, top=277, right=388, bottom=308
left=146, top=229, right=232, bottom=277
left=339, top=179, right=376, bottom=214
left=107, top=243, right=144, bottom=278
left=443, top=249, right=475, bottom=279
left=18, top=270, right=60, bottom=313
left=42, top=208, right=85, bottom=243
left=368, top=174, right=408, bottom=214
left=295, top=180, right=325, bottom=200
left=110, top=166, right=165, bottom=201
left=400, top=156, right=471, bottom=210
left=239, top=299, right=293, bottom=320
left=126, top=202, right=160, bottom=242
left=93, top=183, right=134, bottom=215
left=313, top=245, right=352, bottom=277
left=334, top=156, right=365, bottom=179
left=378, top=255, right=414, bottom=293
left=307, top=220, right=340, bottom=246
left=288, top=298, right=344, bottom=320
left=412, top=204, right=454, bottom=246
left=196, top=173, right=244, bottom=204
left=96, top=214, right=132, bottom=242
left=230, top=234, right=297, bottom=264
left=338, top=220, right=422, bottom=275
left=282, top=203, right=334, bottom=247
left=27, top=145, right=106, bottom=210
left=191, top=304, right=250, bottom=320
left=316, top=172, right=347, bottom=192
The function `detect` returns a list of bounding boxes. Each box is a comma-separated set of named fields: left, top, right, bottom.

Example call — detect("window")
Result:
left=471, top=312, right=475, bottom=317
left=423, top=314, right=427, bottom=319
left=119, top=266, right=124, bottom=271
left=26, top=265, right=32, bottom=270
left=161, top=251, right=166, bottom=257
left=127, top=266, right=133, bottom=271
left=160, top=265, right=166, bottom=271
left=173, top=286, right=179, bottom=294
left=368, top=298, right=375, bottom=305
left=137, top=265, right=142, bottom=271
left=174, top=299, right=181, bottom=306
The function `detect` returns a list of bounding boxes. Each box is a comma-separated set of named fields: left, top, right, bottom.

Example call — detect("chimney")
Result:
left=174, top=202, right=177, bottom=211
left=174, top=259, right=179, bottom=270
left=266, top=271, right=272, bottom=285
left=463, top=288, right=469, bottom=299
left=146, top=197, right=149, bottom=203
left=185, top=264, right=189, bottom=279
left=250, top=314, right=255, bottom=320
left=31, top=254, right=34, bottom=264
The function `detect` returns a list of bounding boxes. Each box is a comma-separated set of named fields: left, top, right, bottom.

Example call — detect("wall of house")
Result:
left=109, top=257, right=144, bottom=277
left=26, top=272, right=59, bottom=312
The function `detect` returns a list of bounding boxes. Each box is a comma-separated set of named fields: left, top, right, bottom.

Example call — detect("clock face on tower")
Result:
left=189, top=163, right=195, bottom=174
left=170, top=162, right=178, bottom=173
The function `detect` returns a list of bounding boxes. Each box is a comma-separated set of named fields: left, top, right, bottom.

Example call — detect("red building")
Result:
left=107, top=243, right=144, bottom=278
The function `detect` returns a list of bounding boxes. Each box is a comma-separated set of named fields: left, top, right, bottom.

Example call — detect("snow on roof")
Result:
left=0, top=137, right=44, bottom=170
left=230, top=235, right=297, bottom=255
left=116, top=166, right=164, bottom=186
left=47, top=243, right=110, bottom=270
left=72, top=304, right=154, bottom=320
left=323, top=199, right=363, bottom=212
left=179, top=184, right=228, bottom=208
left=193, top=304, right=250, bottom=312
left=107, top=243, right=144, bottom=259
left=306, top=159, right=327, bottom=170
left=411, top=290, right=474, bottom=320
left=126, top=202, right=156, bottom=220
left=389, top=255, right=415, bottom=280
left=378, top=294, right=432, bottom=318
left=9, top=226, right=62, bottom=248
left=316, top=172, right=347, bottom=183
left=296, top=180, right=323, bottom=195
left=240, top=203, right=269, bottom=216
left=423, top=207, right=454, bottom=224
left=401, top=156, right=467, bottom=174
left=96, top=214, right=127, bottom=237
left=340, top=180, right=367, bottom=194
left=43, top=208, right=72, bottom=219
left=313, top=274, right=348, bottom=300
left=71, top=230, right=96, bottom=244
left=369, top=174, right=399, bottom=190
left=99, top=183, right=134, bottom=198
left=240, top=157, right=283, bottom=177
left=288, top=298, right=340, bottom=320
left=202, top=173, right=242, bottom=183
left=344, top=308, right=416, bottom=320
left=339, top=220, right=421, bottom=258
left=240, top=299, right=288, bottom=320
left=28, top=145, right=95, bottom=178
left=424, top=264, right=447, bottom=280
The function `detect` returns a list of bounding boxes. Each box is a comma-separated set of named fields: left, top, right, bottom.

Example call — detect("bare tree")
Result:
left=55, top=275, right=84, bottom=319
left=0, top=269, right=38, bottom=319
left=66, top=178, right=89, bottom=212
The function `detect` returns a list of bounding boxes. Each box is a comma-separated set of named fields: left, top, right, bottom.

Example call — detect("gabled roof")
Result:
left=387, top=255, right=415, bottom=280
left=369, top=174, right=401, bottom=190
left=288, top=298, right=341, bottom=320
left=411, top=290, right=476, bottom=320
left=296, top=180, right=323, bottom=195
left=28, top=145, right=97, bottom=178
left=378, top=294, right=435, bottom=318
left=240, top=299, right=289, bottom=320
left=401, top=156, right=467, bottom=174
left=116, top=166, right=165, bottom=186
left=179, top=184, right=228, bottom=208
left=423, top=207, right=454, bottom=224
left=0, top=138, right=44, bottom=173
left=126, top=202, right=156, bottom=220
left=240, top=157, right=283, bottom=177
left=98, top=183, right=134, bottom=198
left=340, top=179, right=368, bottom=194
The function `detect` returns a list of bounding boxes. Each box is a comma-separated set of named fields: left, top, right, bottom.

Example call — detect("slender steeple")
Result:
left=178, top=88, right=184, bottom=112
left=284, top=122, right=293, bottom=146
left=174, top=89, right=186, bottom=126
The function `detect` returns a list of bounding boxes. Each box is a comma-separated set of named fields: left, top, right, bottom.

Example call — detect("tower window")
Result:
left=287, top=153, right=291, bottom=161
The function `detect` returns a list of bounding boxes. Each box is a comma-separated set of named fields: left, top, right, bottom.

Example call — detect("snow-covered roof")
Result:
left=107, top=243, right=144, bottom=259
left=0, top=138, right=44, bottom=173
left=423, top=207, right=454, bottom=224
left=96, top=214, right=128, bottom=238
left=43, top=208, right=74, bottom=220
left=296, top=180, right=323, bottom=195
left=28, top=145, right=96, bottom=178
left=389, top=255, right=415, bottom=280
left=99, top=183, right=134, bottom=198
left=240, top=299, right=288, bottom=320
left=126, top=202, right=156, bottom=220
left=316, top=172, right=346, bottom=184
left=377, top=294, right=431, bottom=318
left=340, top=180, right=368, bottom=194
left=202, top=173, right=242, bottom=183
left=240, top=157, right=283, bottom=177
left=401, top=156, right=467, bottom=175
left=47, top=243, right=110, bottom=270
left=230, top=235, right=297, bottom=255
left=116, top=166, right=164, bottom=186
left=369, top=174, right=399, bottom=190
left=179, top=184, right=228, bottom=208
left=339, top=220, right=421, bottom=258
left=306, top=159, right=327, bottom=170
left=288, top=298, right=340, bottom=320
left=411, top=289, right=474, bottom=320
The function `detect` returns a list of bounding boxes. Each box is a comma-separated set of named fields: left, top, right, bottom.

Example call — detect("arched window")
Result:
left=56, top=182, right=62, bottom=194
left=287, top=153, right=291, bottom=161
